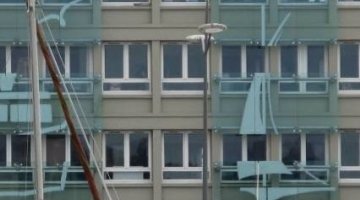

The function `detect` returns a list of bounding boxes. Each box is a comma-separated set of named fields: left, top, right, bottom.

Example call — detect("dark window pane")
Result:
left=48, top=46, right=65, bottom=76
left=306, top=134, right=325, bottom=165
left=341, top=133, right=360, bottom=166
left=11, top=47, right=29, bottom=77
left=106, top=134, right=124, bottom=167
left=222, top=46, right=241, bottom=78
left=46, top=135, right=65, bottom=166
left=105, top=45, right=123, bottom=78
left=0, top=0, right=24, bottom=3
left=340, top=44, right=359, bottom=78
left=188, top=133, right=202, bottom=167
left=12, top=135, right=31, bottom=166
left=71, top=135, right=90, bottom=166
left=129, top=44, right=148, bottom=78
left=70, top=47, right=87, bottom=77
left=188, top=44, right=205, bottom=78
left=164, top=133, right=183, bottom=167
left=247, top=135, right=266, bottom=161
left=0, top=47, right=5, bottom=73
left=163, top=171, right=201, bottom=179
left=281, top=46, right=297, bottom=77
left=163, top=44, right=182, bottom=78
left=0, top=135, right=6, bottom=166
left=282, top=134, right=300, bottom=165
left=308, top=46, right=325, bottom=77
left=223, top=135, right=242, bottom=166
left=247, top=46, right=265, bottom=77
left=130, top=133, right=148, bottom=167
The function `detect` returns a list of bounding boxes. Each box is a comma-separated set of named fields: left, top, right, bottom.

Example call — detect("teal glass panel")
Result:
left=11, top=47, right=29, bottom=78
left=282, top=134, right=301, bottom=165
left=0, top=0, right=24, bottom=3
left=11, top=135, right=31, bottom=167
left=70, top=46, right=87, bottom=77
left=306, top=134, right=325, bottom=165
left=0, top=47, right=5, bottom=73
left=341, top=132, right=359, bottom=166
left=308, top=46, right=325, bottom=78
left=44, top=0, right=91, bottom=3
left=281, top=46, right=297, bottom=77
left=223, top=135, right=242, bottom=166
left=246, top=46, right=265, bottom=77
left=70, top=136, right=89, bottom=166
left=222, top=46, right=241, bottom=78
left=46, top=135, right=66, bottom=166
left=48, top=46, right=65, bottom=76
left=0, top=135, right=5, bottom=166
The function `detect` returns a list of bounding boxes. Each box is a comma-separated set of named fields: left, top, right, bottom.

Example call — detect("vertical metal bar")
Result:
left=28, top=0, right=44, bottom=199
left=261, top=4, right=266, bottom=46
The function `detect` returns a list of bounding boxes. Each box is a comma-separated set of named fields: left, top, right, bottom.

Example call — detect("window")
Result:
left=43, top=0, right=91, bottom=4
left=44, top=46, right=92, bottom=93
left=0, top=46, right=29, bottom=77
left=103, top=43, right=150, bottom=93
left=339, top=43, right=360, bottom=92
left=279, top=0, right=326, bottom=4
left=220, top=45, right=266, bottom=93
left=162, top=43, right=206, bottom=94
left=280, top=45, right=327, bottom=93
left=340, top=131, right=360, bottom=181
left=104, top=131, right=151, bottom=182
left=222, top=134, right=267, bottom=181
left=0, top=135, right=6, bottom=166
left=163, top=131, right=204, bottom=181
left=281, top=134, right=326, bottom=166
left=12, top=135, right=32, bottom=167
left=220, top=0, right=266, bottom=4
left=46, top=135, right=66, bottom=166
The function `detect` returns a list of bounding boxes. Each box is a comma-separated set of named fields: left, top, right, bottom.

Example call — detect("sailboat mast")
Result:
left=27, top=0, right=45, bottom=199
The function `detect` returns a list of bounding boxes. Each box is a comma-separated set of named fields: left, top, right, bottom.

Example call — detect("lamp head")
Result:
left=198, top=23, right=227, bottom=34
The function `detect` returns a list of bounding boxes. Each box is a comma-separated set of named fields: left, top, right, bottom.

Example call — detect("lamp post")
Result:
left=186, top=22, right=226, bottom=200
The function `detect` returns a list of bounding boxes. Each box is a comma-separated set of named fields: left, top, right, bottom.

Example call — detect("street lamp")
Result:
left=186, top=22, right=226, bottom=200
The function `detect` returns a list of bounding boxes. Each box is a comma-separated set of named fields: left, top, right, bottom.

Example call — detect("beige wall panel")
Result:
left=339, top=98, right=360, bottom=116
left=110, top=187, right=153, bottom=200
left=161, top=9, right=205, bottom=25
left=103, top=98, right=152, bottom=115
left=102, top=28, right=198, bottom=41
left=339, top=187, right=360, bottom=200
left=163, top=186, right=201, bottom=200
left=103, top=116, right=202, bottom=129
left=102, top=9, right=151, bottom=26
left=161, top=98, right=203, bottom=114
left=338, top=8, right=360, bottom=27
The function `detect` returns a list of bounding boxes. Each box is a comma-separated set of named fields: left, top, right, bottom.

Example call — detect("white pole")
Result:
left=28, top=0, right=44, bottom=199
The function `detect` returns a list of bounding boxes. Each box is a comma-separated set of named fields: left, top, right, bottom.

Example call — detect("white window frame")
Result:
left=338, top=43, right=360, bottom=95
left=102, top=0, right=150, bottom=7
left=102, top=42, right=151, bottom=95
left=161, top=42, right=208, bottom=95
left=280, top=133, right=329, bottom=166
left=103, top=131, right=152, bottom=184
left=338, top=0, right=360, bottom=6
left=43, top=45, right=92, bottom=78
left=220, top=45, right=269, bottom=78
left=339, top=131, right=360, bottom=183
left=162, top=131, right=210, bottom=183
left=278, top=0, right=327, bottom=6
left=279, top=45, right=328, bottom=94
left=220, top=134, right=269, bottom=166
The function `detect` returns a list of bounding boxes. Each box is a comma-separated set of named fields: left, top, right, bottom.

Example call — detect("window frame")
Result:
left=160, top=0, right=206, bottom=7
left=102, top=42, right=151, bottom=95
left=279, top=45, right=328, bottom=94
left=102, top=0, right=150, bottom=7
left=339, top=131, right=360, bottom=183
left=280, top=133, right=329, bottom=167
left=43, top=45, right=92, bottom=79
left=103, top=131, right=152, bottom=183
left=161, top=42, right=208, bottom=95
left=162, top=130, right=209, bottom=183
left=278, top=0, right=327, bottom=5
left=220, top=134, right=269, bottom=167
left=220, top=45, right=269, bottom=78
left=0, top=46, right=29, bottom=77
left=42, top=0, right=92, bottom=6
left=338, top=43, right=360, bottom=94
left=219, top=0, right=268, bottom=6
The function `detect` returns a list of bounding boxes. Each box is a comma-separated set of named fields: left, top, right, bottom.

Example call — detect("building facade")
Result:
left=0, top=0, right=360, bottom=200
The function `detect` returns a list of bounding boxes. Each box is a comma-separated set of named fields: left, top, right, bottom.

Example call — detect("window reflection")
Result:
left=11, top=47, right=29, bottom=78
left=222, top=46, right=241, bottom=78
left=130, top=133, right=148, bottom=167
left=282, top=134, right=300, bottom=165
left=188, top=133, right=203, bottom=167
left=223, top=135, right=242, bottom=166
left=46, top=135, right=65, bottom=166
left=164, top=133, right=183, bottom=167
left=12, top=135, right=31, bottom=166
left=281, top=46, right=297, bottom=77
left=247, top=135, right=266, bottom=161
left=106, top=134, right=124, bottom=167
